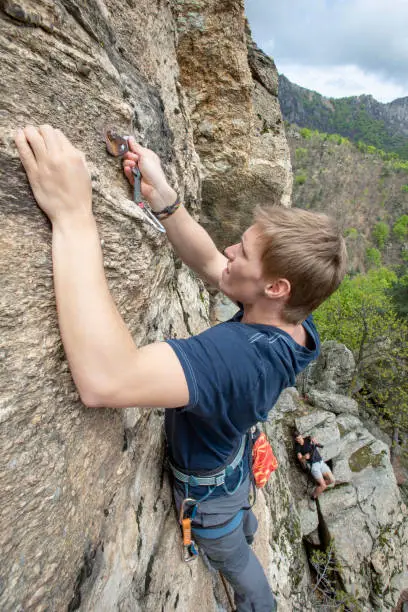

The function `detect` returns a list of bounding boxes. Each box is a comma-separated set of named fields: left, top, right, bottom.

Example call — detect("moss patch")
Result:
left=348, top=445, right=386, bottom=472
left=337, top=422, right=346, bottom=437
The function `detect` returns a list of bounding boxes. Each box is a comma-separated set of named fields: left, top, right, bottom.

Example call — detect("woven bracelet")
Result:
left=152, top=197, right=182, bottom=221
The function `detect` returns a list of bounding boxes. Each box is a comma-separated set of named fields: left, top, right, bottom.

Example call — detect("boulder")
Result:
left=307, top=389, right=359, bottom=415
left=293, top=344, right=408, bottom=610
left=298, top=341, right=356, bottom=395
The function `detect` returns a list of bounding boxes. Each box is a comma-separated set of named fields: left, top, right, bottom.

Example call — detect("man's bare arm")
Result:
left=123, top=140, right=227, bottom=288
left=15, top=125, right=190, bottom=409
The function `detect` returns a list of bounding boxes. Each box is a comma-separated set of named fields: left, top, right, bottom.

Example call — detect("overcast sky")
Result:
left=245, top=0, right=408, bottom=103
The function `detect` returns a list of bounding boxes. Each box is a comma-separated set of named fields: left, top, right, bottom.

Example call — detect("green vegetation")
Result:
left=388, top=272, right=408, bottom=318
left=294, top=172, right=307, bottom=185
left=299, top=127, right=350, bottom=147
left=401, top=185, right=408, bottom=192
left=393, top=215, right=408, bottom=242
left=314, top=268, right=398, bottom=350
left=281, top=83, right=408, bottom=159
left=344, top=227, right=358, bottom=239
left=349, top=445, right=386, bottom=472
left=365, top=247, right=382, bottom=267
left=295, top=147, right=308, bottom=162
left=372, top=222, right=390, bottom=250
left=297, top=125, right=408, bottom=172
left=314, top=267, right=408, bottom=440
left=299, top=127, right=313, bottom=140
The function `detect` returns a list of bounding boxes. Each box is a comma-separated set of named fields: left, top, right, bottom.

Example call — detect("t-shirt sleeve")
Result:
left=304, top=314, right=321, bottom=355
left=166, top=324, right=261, bottom=413
left=167, top=323, right=282, bottom=432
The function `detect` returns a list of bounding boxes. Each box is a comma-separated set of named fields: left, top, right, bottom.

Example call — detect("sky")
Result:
left=245, top=0, right=408, bottom=103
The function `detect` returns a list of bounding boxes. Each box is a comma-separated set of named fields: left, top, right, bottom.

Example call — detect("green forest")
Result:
left=279, top=75, right=408, bottom=159
left=303, top=97, right=408, bottom=159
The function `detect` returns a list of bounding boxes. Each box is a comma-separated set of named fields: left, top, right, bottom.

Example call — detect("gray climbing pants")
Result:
left=194, top=509, right=277, bottom=611
left=174, top=476, right=278, bottom=612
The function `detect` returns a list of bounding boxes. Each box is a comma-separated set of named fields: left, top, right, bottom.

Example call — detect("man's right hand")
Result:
left=122, top=138, right=177, bottom=211
left=15, top=125, right=92, bottom=227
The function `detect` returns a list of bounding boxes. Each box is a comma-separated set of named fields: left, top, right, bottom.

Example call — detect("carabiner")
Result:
left=179, top=498, right=199, bottom=562
left=132, top=167, right=166, bottom=234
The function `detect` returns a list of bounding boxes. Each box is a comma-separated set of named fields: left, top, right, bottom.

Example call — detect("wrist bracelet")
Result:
left=152, top=197, right=182, bottom=220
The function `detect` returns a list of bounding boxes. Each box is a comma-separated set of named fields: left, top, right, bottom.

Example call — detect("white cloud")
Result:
left=281, top=64, right=408, bottom=103
left=245, top=0, right=408, bottom=102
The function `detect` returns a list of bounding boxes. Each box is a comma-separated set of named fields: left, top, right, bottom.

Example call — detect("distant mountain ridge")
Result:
left=279, top=74, right=408, bottom=159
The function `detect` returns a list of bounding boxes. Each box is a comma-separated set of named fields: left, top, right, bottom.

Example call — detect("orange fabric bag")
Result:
left=252, top=431, right=278, bottom=488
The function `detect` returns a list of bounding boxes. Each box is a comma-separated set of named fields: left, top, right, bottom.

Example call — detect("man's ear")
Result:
left=264, top=278, right=291, bottom=300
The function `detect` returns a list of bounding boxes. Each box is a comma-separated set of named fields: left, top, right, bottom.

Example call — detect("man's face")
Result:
left=295, top=436, right=304, bottom=445
left=219, top=225, right=265, bottom=303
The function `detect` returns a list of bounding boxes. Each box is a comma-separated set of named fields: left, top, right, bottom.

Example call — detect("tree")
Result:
left=388, top=271, right=408, bottom=318
left=365, top=247, right=381, bottom=267
left=393, top=215, right=408, bottom=242
left=372, top=221, right=390, bottom=250
left=314, top=268, right=408, bottom=444
left=314, top=268, right=397, bottom=352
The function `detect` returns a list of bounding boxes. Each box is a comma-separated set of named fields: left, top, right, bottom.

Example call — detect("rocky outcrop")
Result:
left=174, top=4, right=292, bottom=246
left=0, top=1, right=291, bottom=611
left=298, top=340, right=356, bottom=395
left=293, top=342, right=408, bottom=610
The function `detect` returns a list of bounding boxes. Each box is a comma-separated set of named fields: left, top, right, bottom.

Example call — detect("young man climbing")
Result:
left=15, top=125, right=347, bottom=612
left=294, top=431, right=335, bottom=503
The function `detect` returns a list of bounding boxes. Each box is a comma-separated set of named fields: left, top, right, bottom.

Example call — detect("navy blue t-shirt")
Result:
left=165, top=309, right=320, bottom=483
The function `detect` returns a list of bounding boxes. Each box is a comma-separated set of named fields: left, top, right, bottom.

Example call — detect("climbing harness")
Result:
left=104, top=129, right=166, bottom=233
left=171, top=436, right=247, bottom=562
left=169, top=435, right=246, bottom=491
left=172, top=431, right=278, bottom=561
left=179, top=498, right=199, bottom=562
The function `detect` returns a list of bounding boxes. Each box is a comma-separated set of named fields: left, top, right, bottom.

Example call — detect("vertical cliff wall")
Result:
left=0, top=1, right=292, bottom=610
left=174, top=2, right=292, bottom=246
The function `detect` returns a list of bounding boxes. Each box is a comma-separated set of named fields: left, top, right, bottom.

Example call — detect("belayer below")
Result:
left=15, top=125, right=347, bottom=611
left=294, top=431, right=335, bottom=506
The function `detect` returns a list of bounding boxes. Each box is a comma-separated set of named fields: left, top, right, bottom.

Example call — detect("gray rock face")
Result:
left=174, top=5, right=292, bottom=247
left=298, top=340, right=356, bottom=395
left=292, top=346, right=408, bottom=610
left=0, top=1, right=216, bottom=610
left=307, top=389, right=359, bottom=415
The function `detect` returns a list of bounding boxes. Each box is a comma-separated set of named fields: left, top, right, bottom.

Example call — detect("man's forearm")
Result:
left=122, top=141, right=226, bottom=285
left=52, top=214, right=138, bottom=404
left=159, top=204, right=226, bottom=286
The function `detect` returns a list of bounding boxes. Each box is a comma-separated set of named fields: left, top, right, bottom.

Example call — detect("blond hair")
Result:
left=254, top=206, right=347, bottom=324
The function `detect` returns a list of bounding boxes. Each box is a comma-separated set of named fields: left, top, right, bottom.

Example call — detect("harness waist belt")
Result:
left=169, top=436, right=246, bottom=487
